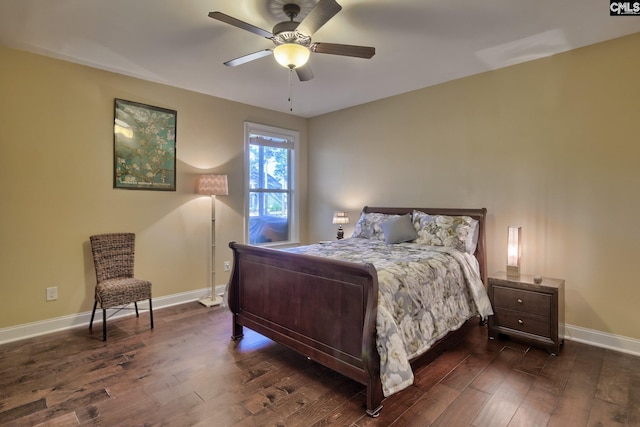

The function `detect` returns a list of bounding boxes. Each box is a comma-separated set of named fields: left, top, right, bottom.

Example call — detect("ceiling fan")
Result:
left=208, top=0, right=375, bottom=81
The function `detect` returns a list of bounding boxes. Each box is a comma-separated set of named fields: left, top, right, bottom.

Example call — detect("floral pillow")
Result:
left=412, top=210, right=479, bottom=254
left=351, top=212, right=399, bottom=241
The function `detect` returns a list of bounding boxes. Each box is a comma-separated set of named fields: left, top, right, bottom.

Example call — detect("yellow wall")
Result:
left=307, top=33, right=640, bottom=340
left=0, top=46, right=308, bottom=328
left=3, top=32, right=639, bottom=343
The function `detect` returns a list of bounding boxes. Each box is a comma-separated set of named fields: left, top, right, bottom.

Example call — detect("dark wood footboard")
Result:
left=227, top=241, right=384, bottom=416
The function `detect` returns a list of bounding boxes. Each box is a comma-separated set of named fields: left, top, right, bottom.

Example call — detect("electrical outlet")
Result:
left=224, top=261, right=230, bottom=272
left=46, top=286, right=58, bottom=301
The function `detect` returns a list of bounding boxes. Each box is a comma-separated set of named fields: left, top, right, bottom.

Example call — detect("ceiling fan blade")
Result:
left=208, top=12, right=273, bottom=38
left=295, top=64, right=314, bottom=81
left=296, top=0, right=342, bottom=35
left=224, top=49, right=273, bottom=67
left=311, top=43, right=376, bottom=59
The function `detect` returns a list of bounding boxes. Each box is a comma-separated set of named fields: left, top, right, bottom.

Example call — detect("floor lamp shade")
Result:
left=197, top=174, right=228, bottom=196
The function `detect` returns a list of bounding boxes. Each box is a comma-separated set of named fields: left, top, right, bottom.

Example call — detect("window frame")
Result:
left=244, top=122, right=299, bottom=247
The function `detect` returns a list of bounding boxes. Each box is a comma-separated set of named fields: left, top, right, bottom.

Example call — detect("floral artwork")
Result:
left=114, top=99, right=177, bottom=190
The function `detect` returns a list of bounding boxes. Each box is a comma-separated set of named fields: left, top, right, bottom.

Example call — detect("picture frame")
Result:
left=113, top=98, right=177, bottom=191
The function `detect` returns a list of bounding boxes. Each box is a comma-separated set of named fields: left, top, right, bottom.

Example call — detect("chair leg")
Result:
left=89, top=301, right=97, bottom=330
left=134, top=301, right=139, bottom=318
left=149, top=298, right=154, bottom=329
left=102, top=309, right=107, bottom=341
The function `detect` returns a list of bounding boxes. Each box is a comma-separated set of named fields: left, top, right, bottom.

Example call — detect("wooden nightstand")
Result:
left=488, top=272, right=565, bottom=355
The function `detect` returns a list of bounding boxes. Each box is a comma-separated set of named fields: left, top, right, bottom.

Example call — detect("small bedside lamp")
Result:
left=332, top=211, right=349, bottom=240
left=507, top=226, right=521, bottom=277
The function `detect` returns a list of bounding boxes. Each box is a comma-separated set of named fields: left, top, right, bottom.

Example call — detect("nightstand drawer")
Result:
left=493, top=309, right=551, bottom=338
left=493, top=286, right=551, bottom=316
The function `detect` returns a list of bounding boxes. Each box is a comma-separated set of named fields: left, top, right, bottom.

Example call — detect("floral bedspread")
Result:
left=287, top=238, right=493, bottom=397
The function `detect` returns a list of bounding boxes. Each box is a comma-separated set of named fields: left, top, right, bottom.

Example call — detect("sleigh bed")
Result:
left=227, top=206, right=491, bottom=417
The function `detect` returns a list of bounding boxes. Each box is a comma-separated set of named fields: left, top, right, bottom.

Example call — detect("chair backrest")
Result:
left=90, top=233, right=136, bottom=283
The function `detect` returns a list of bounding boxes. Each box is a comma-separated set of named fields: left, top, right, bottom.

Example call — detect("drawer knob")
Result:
left=518, top=319, right=524, bottom=324
left=517, top=298, right=523, bottom=304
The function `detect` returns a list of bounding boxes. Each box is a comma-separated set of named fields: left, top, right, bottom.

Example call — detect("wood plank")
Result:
left=414, top=345, right=473, bottom=392
left=307, top=393, right=366, bottom=426
left=595, top=349, right=634, bottom=406
left=470, top=346, right=525, bottom=394
left=471, top=369, right=535, bottom=427
left=277, top=376, right=364, bottom=426
left=629, top=369, right=640, bottom=426
left=14, top=389, right=110, bottom=426
left=547, top=343, right=605, bottom=427
left=440, top=353, right=494, bottom=391
left=507, top=392, right=555, bottom=427
left=586, top=397, right=628, bottom=426
left=356, top=385, right=426, bottom=427
left=392, top=383, right=460, bottom=426
left=430, top=386, right=491, bottom=426
left=32, top=411, right=80, bottom=426
left=513, top=346, right=550, bottom=376
left=0, top=398, right=47, bottom=423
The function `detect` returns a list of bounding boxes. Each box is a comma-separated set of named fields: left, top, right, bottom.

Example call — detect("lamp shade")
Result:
left=332, top=211, right=349, bottom=225
left=273, top=43, right=310, bottom=69
left=197, top=174, right=228, bottom=196
left=506, top=226, right=521, bottom=277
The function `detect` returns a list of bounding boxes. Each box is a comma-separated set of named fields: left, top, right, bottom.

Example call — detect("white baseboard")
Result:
left=0, top=288, right=207, bottom=345
left=564, top=324, right=640, bottom=357
left=214, top=283, right=227, bottom=296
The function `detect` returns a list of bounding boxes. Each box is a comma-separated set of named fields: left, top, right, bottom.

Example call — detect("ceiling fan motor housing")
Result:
left=283, top=3, right=301, bottom=19
left=272, top=20, right=299, bottom=35
left=272, top=30, right=311, bottom=47
left=272, top=4, right=311, bottom=47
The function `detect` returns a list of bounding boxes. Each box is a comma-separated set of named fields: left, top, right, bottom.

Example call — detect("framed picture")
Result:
left=113, top=98, right=177, bottom=191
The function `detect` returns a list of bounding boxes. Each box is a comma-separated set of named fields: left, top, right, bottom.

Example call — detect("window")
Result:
left=245, top=122, right=299, bottom=246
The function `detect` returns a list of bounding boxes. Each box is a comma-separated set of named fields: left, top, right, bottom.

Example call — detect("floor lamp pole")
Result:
left=199, top=195, right=222, bottom=307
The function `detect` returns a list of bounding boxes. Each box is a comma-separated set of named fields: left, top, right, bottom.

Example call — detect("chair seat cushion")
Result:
left=96, top=278, right=152, bottom=308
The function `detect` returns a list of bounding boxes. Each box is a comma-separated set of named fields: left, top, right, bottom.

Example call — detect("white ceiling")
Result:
left=1, top=0, right=638, bottom=118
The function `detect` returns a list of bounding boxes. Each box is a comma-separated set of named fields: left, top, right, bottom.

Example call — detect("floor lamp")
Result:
left=197, top=174, right=229, bottom=307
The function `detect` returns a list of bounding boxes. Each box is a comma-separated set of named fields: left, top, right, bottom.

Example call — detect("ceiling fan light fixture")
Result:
left=273, top=43, right=310, bottom=69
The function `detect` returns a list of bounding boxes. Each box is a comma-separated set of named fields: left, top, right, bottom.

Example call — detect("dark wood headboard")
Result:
left=362, top=206, right=488, bottom=287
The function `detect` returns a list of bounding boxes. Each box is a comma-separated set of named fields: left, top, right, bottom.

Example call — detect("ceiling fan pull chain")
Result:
left=288, top=68, right=294, bottom=112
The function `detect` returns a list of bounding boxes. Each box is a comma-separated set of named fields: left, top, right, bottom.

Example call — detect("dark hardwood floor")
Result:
left=1, top=302, right=638, bottom=426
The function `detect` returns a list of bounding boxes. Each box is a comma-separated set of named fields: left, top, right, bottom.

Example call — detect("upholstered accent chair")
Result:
left=89, top=233, right=153, bottom=341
